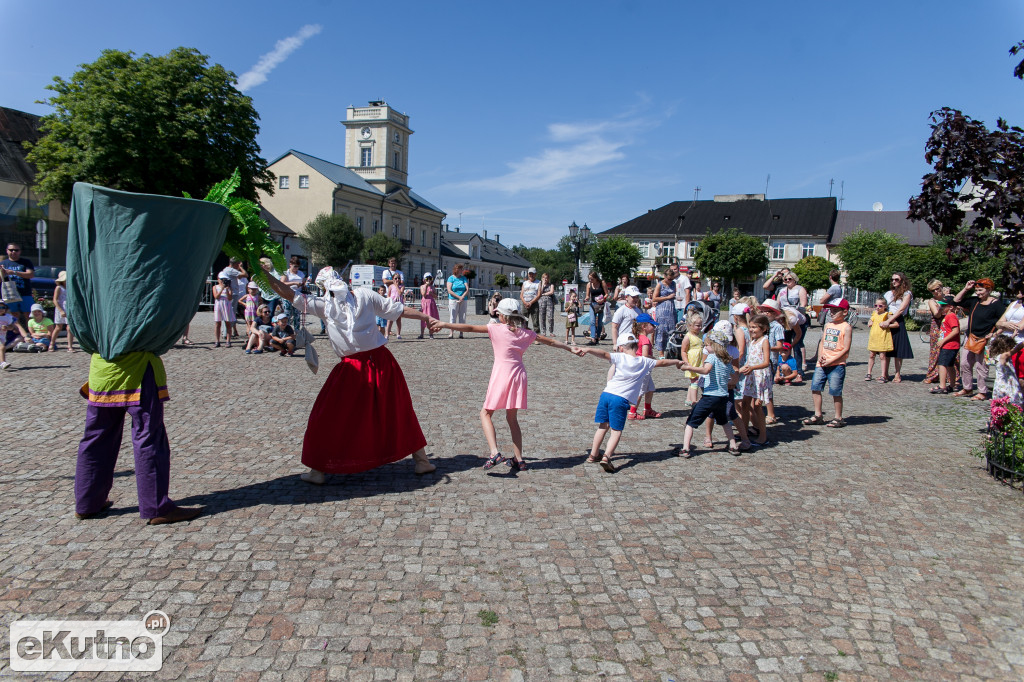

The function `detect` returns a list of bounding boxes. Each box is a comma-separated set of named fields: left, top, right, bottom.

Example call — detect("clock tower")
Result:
left=343, top=101, right=412, bottom=194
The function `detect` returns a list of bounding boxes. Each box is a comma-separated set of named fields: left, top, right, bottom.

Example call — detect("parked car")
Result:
left=30, top=265, right=66, bottom=296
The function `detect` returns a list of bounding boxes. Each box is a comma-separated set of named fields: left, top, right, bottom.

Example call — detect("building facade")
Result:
left=599, top=194, right=837, bottom=287
left=439, top=228, right=532, bottom=289
left=258, top=102, right=445, bottom=280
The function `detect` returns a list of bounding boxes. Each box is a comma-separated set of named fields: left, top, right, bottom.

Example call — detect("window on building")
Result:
left=356, top=216, right=364, bottom=232
left=373, top=219, right=379, bottom=234
left=771, top=242, right=785, bottom=260
left=361, top=147, right=372, bottom=167
left=421, top=230, right=426, bottom=246
left=298, top=175, right=309, bottom=189
left=432, top=233, right=437, bottom=249
left=394, top=132, right=401, bottom=144
left=636, top=241, right=650, bottom=258
left=662, top=242, right=676, bottom=259
left=801, top=243, right=815, bottom=259
left=393, top=224, right=399, bottom=238
left=393, top=152, right=401, bottom=170
left=688, top=241, right=699, bottom=259
left=279, top=176, right=289, bottom=189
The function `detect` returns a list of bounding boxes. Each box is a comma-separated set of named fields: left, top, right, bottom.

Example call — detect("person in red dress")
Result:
left=262, top=266, right=438, bottom=483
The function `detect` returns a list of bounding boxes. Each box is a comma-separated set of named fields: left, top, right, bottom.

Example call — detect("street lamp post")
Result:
left=567, top=220, right=591, bottom=285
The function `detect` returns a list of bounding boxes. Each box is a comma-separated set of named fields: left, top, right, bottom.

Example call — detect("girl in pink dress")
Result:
left=386, top=274, right=404, bottom=339
left=432, top=298, right=576, bottom=471
left=419, top=273, right=440, bottom=339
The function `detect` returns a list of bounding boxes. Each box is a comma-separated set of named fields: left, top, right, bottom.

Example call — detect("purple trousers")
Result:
left=75, top=366, right=178, bottom=519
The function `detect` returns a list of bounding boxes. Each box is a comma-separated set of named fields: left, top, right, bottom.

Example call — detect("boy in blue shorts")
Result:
left=803, top=299, right=853, bottom=428
left=575, top=332, right=683, bottom=472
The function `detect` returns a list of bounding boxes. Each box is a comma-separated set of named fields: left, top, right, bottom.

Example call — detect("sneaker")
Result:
left=245, top=349, right=252, bottom=354
left=252, top=349, right=263, bottom=354
left=0, top=361, right=10, bottom=370
left=482, top=452, right=507, bottom=469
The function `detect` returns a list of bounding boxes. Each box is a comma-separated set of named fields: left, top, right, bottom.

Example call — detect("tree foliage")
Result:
left=792, top=255, right=833, bottom=292
left=907, top=41, right=1024, bottom=292
left=300, top=213, right=364, bottom=270
left=833, top=230, right=906, bottom=292
left=361, top=233, right=403, bottom=264
left=511, top=244, right=574, bottom=283
left=493, top=273, right=509, bottom=288
left=692, top=228, right=770, bottom=284
left=590, top=236, right=643, bottom=282
left=26, top=47, right=274, bottom=204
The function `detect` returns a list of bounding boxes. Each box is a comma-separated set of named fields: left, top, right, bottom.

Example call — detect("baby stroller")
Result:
left=666, top=300, right=719, bottom=360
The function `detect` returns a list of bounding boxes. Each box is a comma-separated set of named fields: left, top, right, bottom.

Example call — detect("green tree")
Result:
left=300, top=213, right=364, bottom=269
left=792, top=255, right=833, bottom=292
left=493, top=273, right=509, bottom=288
left=590, top=236, right=643, bottom=282
left=26, top=47, right=274, bottom=204
left=511, top=244, right=575, bottom=282
left=692, top=228, right=770, bottom=288
left=362, top=232, right=402, bottom=264
left=833, top=230, right=906, bottom=292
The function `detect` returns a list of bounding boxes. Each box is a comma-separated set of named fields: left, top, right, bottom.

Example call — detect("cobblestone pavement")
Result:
left=2, top=311, right=1023, bottom=681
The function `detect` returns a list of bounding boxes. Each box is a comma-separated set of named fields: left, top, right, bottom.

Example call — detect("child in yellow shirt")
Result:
left=866, top=297, right=892, bottom=381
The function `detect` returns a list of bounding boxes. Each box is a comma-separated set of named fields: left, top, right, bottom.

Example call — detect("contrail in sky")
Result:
left=237, top=24, right=322, bottom=92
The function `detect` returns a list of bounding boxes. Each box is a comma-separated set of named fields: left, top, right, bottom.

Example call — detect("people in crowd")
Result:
left=258, top=257, right=282, bottom=318
left=382, top=257, right=403, bottom=287
left=818, top=269, right=843, bottom=327
left=565, top=290, right=581, bottom=344
left=674, top=266, right=693, bottom=323
left=776, top=271, right=809, bottom=371
left=432, top=298, right=576, bottom=472
left=628, top=313, right=661, bottom=420
left=419, top=273, right=440, bottom=339
left=487, top=292, right=503, bottom=324
left=953, top=278, right=1007, bottom=400
left=652, top=267, right=677, bottom=357
left=803, top=299, right=853, bottom=428
left=881, top=272, right=914, bottom=383
left=0, top=301, right=27, bottom=369
left=923, top=279, right=950, bottom=383
left=1, top=242, right=35, bottom=326
left=609, top=285, right=641, bottom=343
left=218, top=258, right=248, bottom=338
left=691, top=279, right=705, bottom=301
left=212, top=276, right=234, bottom=348
left=280, top=256, right=307, bottom=331
left=680, top=311, right=704, bottom=405
left=774, top=343, right=801, bottom=385
left=995, top=283, right=1024, bottom=343
left=757, top=299, right=787, bottom=424
left=740, top=314, right=773, bottom=446
left=729, top=287, right=743, bottom=308
left=585, top=272, right=606, bottom=345
left=245, top=305, right=273, bottom=354
left=386, top=273, right=405, bottom=339
left=762, top=267, right=792, bottom=301
left=707, top=281, right=723, bottom=310
left=269, top=313, right=296, bottom=356
left=520, top=267, right=541, bottom=331
left=930, top=295, right=961, bottom=394
left=602, top=278, right=616, bottom=336
left=992, top=335, right=1024, bottom=403
left=576, top=331, right=683, bottom=472
left=26, top=303, right=54, bottom=350
left=677, top=329, right=742, bottom=456
left=51, top=270, right=74, bottom=352
left=375, top=285, right=388, bottom=335
left=538, top=273, right=556, bottom=336
left=446, top=263, right=470, bottom=338
left=866, top=297, right=893, bottom=381
left=238, top=281, right=261, bottom=339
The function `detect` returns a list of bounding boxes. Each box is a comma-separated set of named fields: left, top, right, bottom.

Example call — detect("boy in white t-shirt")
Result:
left=574, top=332, right=683, bottom=472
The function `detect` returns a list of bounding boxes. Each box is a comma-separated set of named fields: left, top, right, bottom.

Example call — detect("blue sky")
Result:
left=3, top=0, right=1023, bottom=247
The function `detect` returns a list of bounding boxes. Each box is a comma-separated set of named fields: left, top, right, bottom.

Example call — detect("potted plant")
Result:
left=984, top=397, right=1024, bottom=492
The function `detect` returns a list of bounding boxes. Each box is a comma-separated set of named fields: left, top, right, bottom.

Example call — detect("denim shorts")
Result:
left=595, top=392, right=631, bottom=431
left=811, top=364, right=846, bottom=396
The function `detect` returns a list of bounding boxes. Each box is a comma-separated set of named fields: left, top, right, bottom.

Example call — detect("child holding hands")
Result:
left=575, top=331, right=683, bottom=472
left=432, top=298, right=576, bottom=471
left=678, top=329, right=742, bottom=457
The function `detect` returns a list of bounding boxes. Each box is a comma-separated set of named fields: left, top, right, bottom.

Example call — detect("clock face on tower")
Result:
left=360, top=127, right=372, bottom=139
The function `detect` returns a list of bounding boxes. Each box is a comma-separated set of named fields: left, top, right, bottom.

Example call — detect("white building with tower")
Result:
left=258, top=101, right=445, bottom=283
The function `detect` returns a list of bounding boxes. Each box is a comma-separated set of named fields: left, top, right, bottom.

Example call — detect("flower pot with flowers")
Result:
left=984, top=397, right=1024, bottom=491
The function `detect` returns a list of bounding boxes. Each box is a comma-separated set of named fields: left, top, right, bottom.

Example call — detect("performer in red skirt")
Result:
left=263, top=265, right=438, bottom=483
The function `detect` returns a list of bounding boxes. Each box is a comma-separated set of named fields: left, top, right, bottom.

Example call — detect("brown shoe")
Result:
left=147, top=506, right=203, bottom=525
left=75, top=499, right=113, bottom=520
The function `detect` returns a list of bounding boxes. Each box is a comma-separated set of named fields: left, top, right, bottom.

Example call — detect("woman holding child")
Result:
left=881, top=272, right=914, bottom=383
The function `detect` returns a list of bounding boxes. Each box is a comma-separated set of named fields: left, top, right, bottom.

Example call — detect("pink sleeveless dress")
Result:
left=420, top=284, right=439, bottom=319
left=483, top=324, right=537, bottom=410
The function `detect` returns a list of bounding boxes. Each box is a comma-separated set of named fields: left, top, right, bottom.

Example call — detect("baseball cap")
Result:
left=527, top=267, right=537, bottom=274
left=823, top=298, right=849, bottom=310
left=780, top=341, right=793, bottom=350
left=273, top=313, right=289, bottom=321
left=622, top=285, right=641, bottom=297
left=938, top=295, right=956, bottom=306
left=635, top=313, right=655, bottom=325
left=616, top=331, right=638, bottom=347
left=496, top=298, right=524, bottom=316
left=423, top=272, right=433, bottom=279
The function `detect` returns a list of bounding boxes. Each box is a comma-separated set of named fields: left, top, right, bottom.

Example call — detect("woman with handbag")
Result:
left=952, top=278, right=1008, bottom=400
left=881, top=272, right=914, bottom=383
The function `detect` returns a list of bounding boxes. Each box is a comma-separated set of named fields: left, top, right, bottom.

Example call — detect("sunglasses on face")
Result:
left=891, top=278, right=901, bottom=283
left=875, top=304, right=885, bottom=308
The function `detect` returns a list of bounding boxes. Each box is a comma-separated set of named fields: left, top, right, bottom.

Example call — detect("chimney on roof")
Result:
left=483, top=230, right=487, bottom=240
left=455, top=227, right=460, bottom=233
left=714, top=194, right=765, bottom=202
left=495, top=234, right=500, bottom=244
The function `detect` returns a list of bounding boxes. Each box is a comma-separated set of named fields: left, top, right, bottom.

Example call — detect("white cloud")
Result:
left=236, top=24, right=322, bottom=92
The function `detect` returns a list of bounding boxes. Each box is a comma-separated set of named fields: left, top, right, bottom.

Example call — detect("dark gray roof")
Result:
left=831, top=210, right=938, bottom=247
left=260, top=207, right=297, bottom=236
left=273, top=149, right=381, bottom=195
left=409, top=190, right=443, bottom=214
left=601, top=197, right=837, bottom=239
left=440, top=232, right=532, bottom=268
left=0, top=107, right=41, bottom=185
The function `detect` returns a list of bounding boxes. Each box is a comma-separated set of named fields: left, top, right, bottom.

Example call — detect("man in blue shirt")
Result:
left=1, top=242, right=35, bottom=325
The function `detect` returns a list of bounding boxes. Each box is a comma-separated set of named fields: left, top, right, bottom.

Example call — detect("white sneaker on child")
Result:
left=0, top=361, right=11, bottom=370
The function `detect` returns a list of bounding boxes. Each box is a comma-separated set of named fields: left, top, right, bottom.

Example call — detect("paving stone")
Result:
left=0, top=312, right=1022, bottom=680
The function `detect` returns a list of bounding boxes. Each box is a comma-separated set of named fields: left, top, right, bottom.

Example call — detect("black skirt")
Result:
left=888, top=316, right=914, bottom=359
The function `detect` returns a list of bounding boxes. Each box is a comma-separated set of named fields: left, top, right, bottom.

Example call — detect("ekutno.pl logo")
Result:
left=10, top=610, right=170, bottom=672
